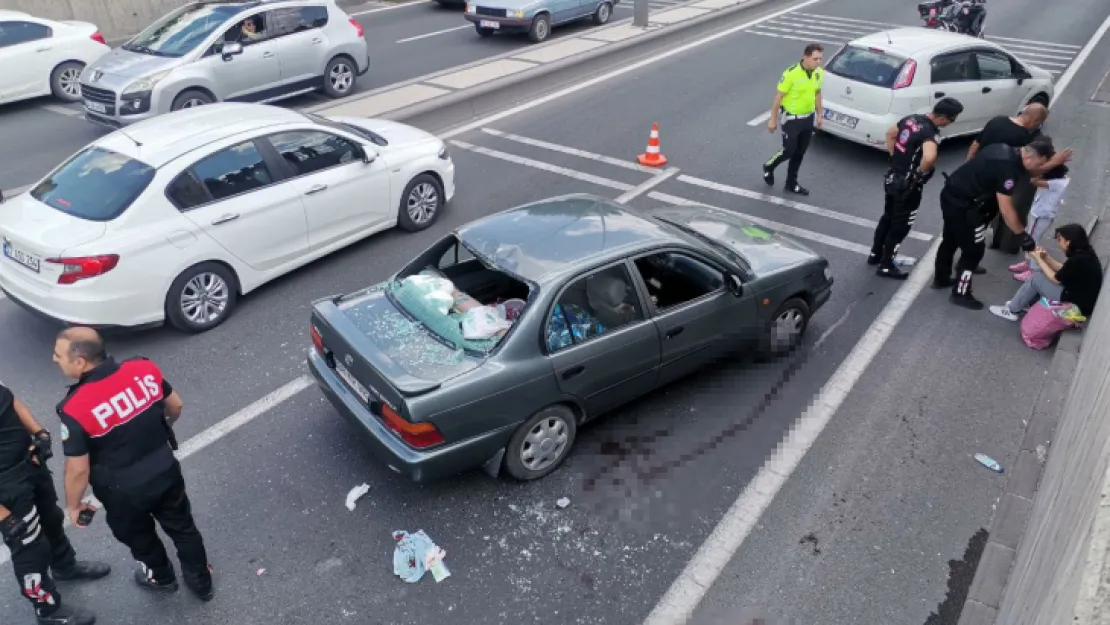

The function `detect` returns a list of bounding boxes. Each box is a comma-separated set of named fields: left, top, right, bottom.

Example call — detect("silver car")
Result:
left=78, top=0, right=368, bottom=127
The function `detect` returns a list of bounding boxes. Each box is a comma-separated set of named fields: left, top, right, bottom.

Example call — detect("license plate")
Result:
left=84, top=100, right=107, bottom=114
left=3, top=241, right=41, bottom=273
left=335, top=363, right=371, bottom=404
left=823, top=108, right=859, bottom=129
left=479, top=19, right=500, bottom=28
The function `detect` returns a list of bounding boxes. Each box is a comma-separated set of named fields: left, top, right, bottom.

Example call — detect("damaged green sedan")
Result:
left=307, top=194, right=833, bottom=483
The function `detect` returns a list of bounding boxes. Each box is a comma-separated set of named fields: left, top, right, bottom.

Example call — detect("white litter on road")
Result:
left=345, top=484, right=371, bottom=511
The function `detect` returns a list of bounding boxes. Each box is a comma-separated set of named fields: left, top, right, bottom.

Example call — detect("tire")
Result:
left=757, top=297, right=811, bottom=359
left=50, top=61, right=85, bottom=103
left=528, top=13, right=551, bottom=43
left=504, top=405, right=577, bottom=481
left=593, top=1, right=612, bottom=25
left=164, top=262, right=239, bottom=334
left=475, top=24, right=495, bottom=36
left=171, top=89, right=214, bottom=111
left=322, top=56, right=357, bottom=99
left=397, top=173, right=444, bottom=232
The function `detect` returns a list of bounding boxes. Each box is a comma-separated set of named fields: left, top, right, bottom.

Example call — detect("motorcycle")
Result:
left=917, top=0, right=986, bottom=38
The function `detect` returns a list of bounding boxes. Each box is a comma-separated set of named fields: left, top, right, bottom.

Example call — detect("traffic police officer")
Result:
left=53, top=327, right=215, bottom=601
left=0, top=382, right=107, bottom=625
left=933, top=139, right=1056, bottom=309
left=763, top=43, right=824, bottom=196
left=869, top=97, right=965, bottom=280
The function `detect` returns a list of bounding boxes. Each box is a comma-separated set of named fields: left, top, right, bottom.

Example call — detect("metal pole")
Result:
left=633, top=0, right=648, bottom=27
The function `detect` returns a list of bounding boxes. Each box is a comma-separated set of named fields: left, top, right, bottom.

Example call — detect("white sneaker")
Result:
left=990, top=305, right=1019, bottom=321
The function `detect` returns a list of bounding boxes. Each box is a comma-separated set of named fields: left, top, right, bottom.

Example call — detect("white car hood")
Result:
left=332, top=117, right=440, bottom=150
left=0, top=193, right=106, bottom=255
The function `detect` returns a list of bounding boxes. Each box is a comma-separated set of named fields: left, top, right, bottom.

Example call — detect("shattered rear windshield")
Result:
left=388, top=276, right=503, bottom=354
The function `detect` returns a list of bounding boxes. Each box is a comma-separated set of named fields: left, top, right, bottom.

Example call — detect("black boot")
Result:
left=133, top=566, right=178, bottom=593
left=37, top=604, right=96, bottom=625
left=184, top=565, right=215, bottom=602
left=762, top=164, right=774, bottom=186
left=867, top=252, right=881, bottom=266
left=949, top=291, right=985, bottom=310
left=931, top=275, right=956, bottom=289
left=876, top=262, right=909, bottom=280
left=52, top=561, right=111, bottom=582
left=785, top=182, right=809, bottom=196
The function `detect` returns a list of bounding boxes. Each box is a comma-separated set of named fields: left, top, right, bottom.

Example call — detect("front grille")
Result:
left=476, top=6, right=507, bottom=17
left=80, top=84, right=117, bottom=105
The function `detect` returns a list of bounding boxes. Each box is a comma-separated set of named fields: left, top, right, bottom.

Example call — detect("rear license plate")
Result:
left=479, top=19, right=500, bottom=28
left=2, top=241, right=41, bottom=273
left=335, top=363, right=371, bottom=404
left=84, top=100, right=107, bottom=114
left=823, top=108, right=859, bottom=129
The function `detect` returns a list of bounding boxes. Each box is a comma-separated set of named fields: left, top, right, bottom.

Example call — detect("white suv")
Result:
left=78, top=0, right=368, bottom=127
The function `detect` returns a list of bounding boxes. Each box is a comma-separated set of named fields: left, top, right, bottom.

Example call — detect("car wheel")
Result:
left=171, top=89, right=214, bottom=111
left=50, top=62, right=85, bottom=103
left=504, top=405, right=577, bottom=481
left=757, top=297, right=810, bottom=359
left=528, top=13, right=551, bottom=42
left=593, top=2, right=612, bottom=25
left=165, top=262, right=239, bottom=334
left=475, top=24, right=495, bottom=36
left=323, top=56, right=356, bottom=98
left=397, top=174, right=444, bottom=232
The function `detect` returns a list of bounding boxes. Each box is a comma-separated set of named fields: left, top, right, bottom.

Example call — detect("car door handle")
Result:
left=312, top=38, right=322, bottom=44
left=263, top=51, right=275, bottom=58
left=304, top=184, right=328, bottom=195
left=665, top=326, right=684, bottom=339
left=982, top=86, right=992, bottom=93
left=934, top=91, right=945, bottom=98
left=561, top=365, right=586, bottom=380
left=211, top=213, right=240, bottom=225
left=36, top=47, right=52, bottom=52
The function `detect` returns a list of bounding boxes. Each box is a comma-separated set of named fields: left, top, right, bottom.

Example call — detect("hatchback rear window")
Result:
left=31, top=147, right=155, bottom=222
left=826, top=45, right=908, bottom=88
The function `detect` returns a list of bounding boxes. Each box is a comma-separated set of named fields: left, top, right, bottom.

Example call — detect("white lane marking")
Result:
left=41, top=104, right=82, bottom=117
left=482, top=127, right=662, bottom=173
left=745, top=29, right=843, bottom=45
left=793, top=12, right=1083, bottom=50
left=616, top=168, right=681, bottom=203
left=753, top=23, right=851, bottom=39
left=440, top=0, right=827, bottom=139
left=773, top=15, right=875, bottom=33
left=747, top=111, right=771, bottom=126
left=1, top=183, right=32, bottom=199
left=677, top=174, right=934, bottom=241
left=396, top=23, right=471, bottom=43
left=350, top=0, right=434, bottom=15
left=765, top=18, right=873, bottom=36
left=0, top=375, right=316, bottom=566
left=983, top=33, right=1084, bottom=50
left=450, top=140, right=635, bottom=190
left=1018, top=58, right=1069, bottom=68
left=641, top=11, right=1110, bottom=625
left=993, top=45, right=1075, bottom=60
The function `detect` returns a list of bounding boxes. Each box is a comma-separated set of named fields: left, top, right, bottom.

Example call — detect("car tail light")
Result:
left=893, top=59, right=917, bottom=89
left=380, top=404, right=445, bottom=448
left=310, top=324, right=325, bottom=355
left=349, top=18, right=364, bottom=38
left=90, top=31, right=107, bottom=45
left=45, top=255, right=119, bottom=284
left=929, top=7, right=936, bottom=15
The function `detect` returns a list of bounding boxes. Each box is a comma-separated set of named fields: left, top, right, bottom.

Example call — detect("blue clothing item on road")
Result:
left=392, top=530, right=437, bottom=583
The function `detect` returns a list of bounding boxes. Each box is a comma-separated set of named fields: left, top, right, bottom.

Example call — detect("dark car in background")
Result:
left=307, top=195, right=833, bottom=483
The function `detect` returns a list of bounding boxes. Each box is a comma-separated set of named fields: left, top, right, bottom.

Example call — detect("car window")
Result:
left=0, top=21, right=52, bottom=47
left=825, top=45, right=907, bottom=88
left=547, top=264, right=644, bottom=353
left=30, top=147, right=155, bottom=222
left=166, top=171, right=210, bottom=211
left=267, top=130, right=360, bottom=177
left=267, top=6, right=328, bottom=37
left=191, top=140, right=274, bottom=202
left=976, top=51, right=1013, bottom=79
left=124, top=4, right=242, bottom=57
left=222, top=12, right=270, bottom=45
left=438, top=240, right=477, bottom=268
left=931, top=51, right=976, bottom=83
left=633, top=252, right=723, bottom=311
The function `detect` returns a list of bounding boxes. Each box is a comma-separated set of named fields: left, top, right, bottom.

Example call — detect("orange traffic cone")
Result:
left=637, top=123, right=667, bottom=167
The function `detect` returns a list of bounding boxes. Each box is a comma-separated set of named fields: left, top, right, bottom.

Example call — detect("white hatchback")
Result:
left=0, top=10, right=111, bottom=104
left=0, top=103, right=456, bottom=333
left=819, top=28, right=1055, bottom=149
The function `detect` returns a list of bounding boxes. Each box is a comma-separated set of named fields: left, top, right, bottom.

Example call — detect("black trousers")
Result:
left=0, top=463, right=78, bottom=615
left=96, top=462, right=210, bottom=585
left=765, top=114, right=815, bottom=186
left=935, top=192, right=988, bottom=295
left=872, top=174, right=924, bottom=262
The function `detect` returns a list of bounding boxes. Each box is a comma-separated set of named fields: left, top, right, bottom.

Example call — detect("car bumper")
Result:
left=464, top=14, right=533, bottom=31
left=813, top=277, right=833, bottom=311
left=818, top=106, right=892, bottom=150
left=0, top=266, right=162, bottom=328
left=307, top=350, right=515, bottom=483
left=83, top=109, right=155, bottom=128
left=443, top=158, right=457, bottom=203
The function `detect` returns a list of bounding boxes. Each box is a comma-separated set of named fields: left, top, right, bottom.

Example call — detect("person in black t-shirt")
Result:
left=990, top=223, right=1103, bottom=321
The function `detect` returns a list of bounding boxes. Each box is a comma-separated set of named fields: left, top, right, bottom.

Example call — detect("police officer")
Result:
left=52, top=327, right=215, bottom=601
left=762, top=43, right=824, bottom=196
left=0, top=382, right=107, bottom=625
left=933, top=139, right=1056, bottom=309
left=868, top=97, right=965, bottom=280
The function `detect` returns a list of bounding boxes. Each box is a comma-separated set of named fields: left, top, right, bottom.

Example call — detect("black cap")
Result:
left=932, top=97, right=964, bottom=119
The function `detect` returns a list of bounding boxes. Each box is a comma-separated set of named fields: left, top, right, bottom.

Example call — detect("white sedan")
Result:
left=819, top=28, right=1055, bottom=149
left=0, top=103, right=456, bottom=333
left=0, top=10, right=111, bottom=104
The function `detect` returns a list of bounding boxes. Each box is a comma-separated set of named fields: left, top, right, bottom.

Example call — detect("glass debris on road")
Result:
left=556, top=497, right=570, bottom=509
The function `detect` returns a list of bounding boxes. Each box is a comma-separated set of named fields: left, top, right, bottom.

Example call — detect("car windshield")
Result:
left=123, top=4, right=242, bottom=57
left=302, top=112, right=389, bottom=147
left=30, top=147, right=155, bottom=222
left=652, top=216, right=750, bottom=272
left=826, top=45, right=907, bottom=88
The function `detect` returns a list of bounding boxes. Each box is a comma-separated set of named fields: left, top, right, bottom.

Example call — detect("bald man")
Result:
left=967, top=103, right=1072, bottom=173
left=53, top=328, right=214, bottom=603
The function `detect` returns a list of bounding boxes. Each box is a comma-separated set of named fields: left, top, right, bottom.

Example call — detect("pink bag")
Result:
left=1020, top=300, right=1079, bottom=350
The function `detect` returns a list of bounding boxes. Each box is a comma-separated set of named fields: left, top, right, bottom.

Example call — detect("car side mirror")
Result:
left=0, top=189, right=5, bottom=204
left=221, top=41, right=243, bottom=60
left=727, top=274, right=743, bottom=297
left=360, top=145, right=378, bottom=164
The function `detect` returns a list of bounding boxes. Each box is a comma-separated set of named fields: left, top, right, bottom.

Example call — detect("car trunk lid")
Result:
left=824, top=44, right=914, bottom=115
left=0, top=193, right=106, bottom=287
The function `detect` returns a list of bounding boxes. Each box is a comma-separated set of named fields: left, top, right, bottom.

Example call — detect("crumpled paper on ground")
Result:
left=345, top=484, right=370, bottom=511
left=392, top=530, right=449, bottom=583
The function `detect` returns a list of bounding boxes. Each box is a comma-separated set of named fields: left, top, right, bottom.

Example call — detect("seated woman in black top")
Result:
left=990, top=223, right=1103, bottom=321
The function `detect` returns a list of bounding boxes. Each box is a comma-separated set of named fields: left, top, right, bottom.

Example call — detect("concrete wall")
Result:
left=0, top=0, right=193, bottom=41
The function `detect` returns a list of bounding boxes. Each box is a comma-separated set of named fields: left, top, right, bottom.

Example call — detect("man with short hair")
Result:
left=763, top=43, right=825, bottom=196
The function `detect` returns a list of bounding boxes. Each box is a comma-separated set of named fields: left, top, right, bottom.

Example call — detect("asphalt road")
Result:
left=1, top=0, right=1108, bottom=623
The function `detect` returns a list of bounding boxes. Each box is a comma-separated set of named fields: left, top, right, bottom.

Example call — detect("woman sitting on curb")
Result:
left=989, top=223, right=1103, bottom=322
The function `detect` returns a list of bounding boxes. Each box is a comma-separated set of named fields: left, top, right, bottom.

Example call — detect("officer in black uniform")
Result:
left=0, top=383, right=107, bottom=625
left=933, top=139, right=1056, bottom=309
left=869, top=97, right=965, bottom=280
left=52, top=327, right=215, bottom=602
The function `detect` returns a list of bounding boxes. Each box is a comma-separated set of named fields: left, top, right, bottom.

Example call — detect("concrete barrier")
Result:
left=0, top=0, right=188, bottom=40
